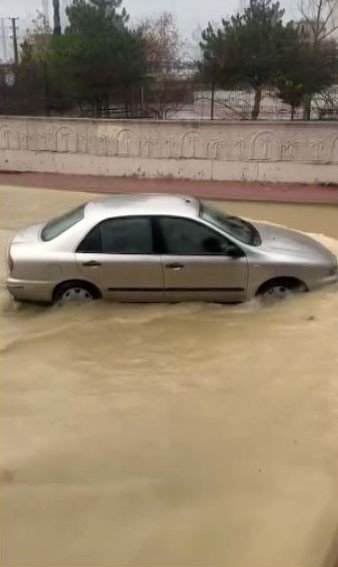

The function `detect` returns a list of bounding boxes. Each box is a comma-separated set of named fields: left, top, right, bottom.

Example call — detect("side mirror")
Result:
left=203, top=237, right=244, bottom=257
left=203, top=237, right=224, bottom=253
left=227, top=244, right=245, bottom=258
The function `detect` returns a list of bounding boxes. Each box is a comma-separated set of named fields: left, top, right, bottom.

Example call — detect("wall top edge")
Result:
left=1, top=116, right=338, bottom=128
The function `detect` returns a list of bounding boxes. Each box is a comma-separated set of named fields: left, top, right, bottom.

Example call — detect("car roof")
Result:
left=85, top=193, right=201, bottom=221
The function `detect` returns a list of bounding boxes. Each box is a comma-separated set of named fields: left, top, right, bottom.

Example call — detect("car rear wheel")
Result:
left=54, top=282, right=99, bottom=304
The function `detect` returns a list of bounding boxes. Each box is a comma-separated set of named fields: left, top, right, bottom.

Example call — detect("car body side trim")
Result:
left=107, top=287, right=245, bottom=292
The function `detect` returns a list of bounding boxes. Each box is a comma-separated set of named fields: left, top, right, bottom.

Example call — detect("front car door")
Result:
left=156, top=216, right=248, bottom=303
left=75, top=216, right=164, bottom=302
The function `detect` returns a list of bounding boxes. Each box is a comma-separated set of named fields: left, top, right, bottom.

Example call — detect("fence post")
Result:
left=211, top=80, right=215, bottom=120
left=0, top=69, right=4, bottom=114
left=44, top=61, right=50, bottom=117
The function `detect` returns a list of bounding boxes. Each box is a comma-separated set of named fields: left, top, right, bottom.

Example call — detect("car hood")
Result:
left=252, top=221, right=335, bottom=261
left=11, top=222, right=44, bottom=244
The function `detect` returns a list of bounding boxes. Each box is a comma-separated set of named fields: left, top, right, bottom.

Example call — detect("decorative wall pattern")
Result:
left=1, top=119, right=338, bottom=164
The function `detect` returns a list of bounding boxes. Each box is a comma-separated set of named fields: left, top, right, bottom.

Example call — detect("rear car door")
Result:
left=76, top=216, right=164, bottom=302
left=156, top=216, right=248, bottom=302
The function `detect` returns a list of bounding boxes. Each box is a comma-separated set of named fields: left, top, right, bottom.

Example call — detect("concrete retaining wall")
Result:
left=1, top=116, right=338, bottom=183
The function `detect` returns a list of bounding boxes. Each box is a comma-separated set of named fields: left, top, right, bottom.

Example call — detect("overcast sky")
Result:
left=0, top=0, right=297, bottom=41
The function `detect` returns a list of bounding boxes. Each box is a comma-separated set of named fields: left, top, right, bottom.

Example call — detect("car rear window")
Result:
left=41, top=206, right=85, bottom=242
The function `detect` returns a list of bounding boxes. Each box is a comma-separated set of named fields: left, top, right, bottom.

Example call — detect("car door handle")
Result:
left=82, top=260, right=102, bottom=267
left=165, top=263, right=185, bottom=270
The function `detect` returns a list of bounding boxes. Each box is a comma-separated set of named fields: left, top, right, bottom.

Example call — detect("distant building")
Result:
left=333, top=0, right=338, bottom=39
left=294, top=19, right=327, bottom=42
left=295, top=1, right=338, bottom=43
left=0, top=18, right=8, bottom=63
left=60, top=0, right=71, bottom=32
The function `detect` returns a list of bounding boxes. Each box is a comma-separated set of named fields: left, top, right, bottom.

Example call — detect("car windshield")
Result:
left=200, top=203, right=261, bottom=246
left=41, top=205, right=85, bottom=241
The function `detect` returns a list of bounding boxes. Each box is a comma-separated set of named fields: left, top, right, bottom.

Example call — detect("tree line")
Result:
left=1, top=0, right=338, bottom=120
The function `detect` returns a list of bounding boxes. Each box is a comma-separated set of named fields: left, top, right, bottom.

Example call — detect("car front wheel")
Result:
left=257, top=278, right=307, bottom=303
left=262, top=284, right=293, bottom=301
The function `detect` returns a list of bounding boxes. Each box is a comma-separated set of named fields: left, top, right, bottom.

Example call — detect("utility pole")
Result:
left=9, top=17, right=19, bottom=66
left=53, top=0, right=61, bottom=36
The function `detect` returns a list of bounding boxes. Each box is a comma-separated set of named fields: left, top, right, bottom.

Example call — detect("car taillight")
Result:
left=329, top=255, right=338, bottom=275
left=8, top=252, right=14, bottom=274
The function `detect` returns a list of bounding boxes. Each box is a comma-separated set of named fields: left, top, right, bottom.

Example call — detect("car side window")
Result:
left=77, top=225, right=101, bottom=253
left=158, top=217, right=239, bottom=255
left=77, top=217, right=153, bottom=254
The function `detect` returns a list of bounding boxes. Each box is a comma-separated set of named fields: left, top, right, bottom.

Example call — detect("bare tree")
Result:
left=298, top=0, right=338, bottom=118
left=299, top=0, right=338, bottom=44
left=138, top=12, right=180, bottom=73
left=183, top=25, right=204, bottom=63
left=21, top=11, right=52, bottom=63
left=136, top=12, right=194, bottom=119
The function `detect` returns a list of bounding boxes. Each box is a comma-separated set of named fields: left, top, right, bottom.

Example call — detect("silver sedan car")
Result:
left=7, top=193, right=338, bottom=304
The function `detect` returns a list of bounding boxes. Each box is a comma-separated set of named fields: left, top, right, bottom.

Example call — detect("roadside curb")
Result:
left=1, top=172, right=338, bottom=205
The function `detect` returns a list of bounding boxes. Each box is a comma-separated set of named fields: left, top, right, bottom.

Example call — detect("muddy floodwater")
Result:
left=1, top=185, right=338, bottom=567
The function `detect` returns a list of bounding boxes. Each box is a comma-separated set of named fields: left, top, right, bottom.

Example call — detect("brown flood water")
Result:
left=1, top=185, right=338, bottom=567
